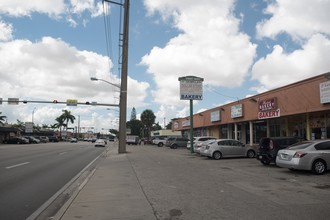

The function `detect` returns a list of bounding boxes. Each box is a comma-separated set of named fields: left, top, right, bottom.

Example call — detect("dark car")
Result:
left=256, top=137, right=302, bottom=165
left=48, top=136, right=59, bottom=142
left=167, top=137, right=189, bottom=149
left=4, top=137, right=29, bottom=144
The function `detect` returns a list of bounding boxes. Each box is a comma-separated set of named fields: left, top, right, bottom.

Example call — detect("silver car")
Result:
left=199, top=139, right=256, bottom=160
left=194, top=139, right=216, bottom=154
left=276, top=140, right=330, bottom=175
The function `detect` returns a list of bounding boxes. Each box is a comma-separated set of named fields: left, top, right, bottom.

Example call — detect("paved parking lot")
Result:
left=125, top=144, right=330, bottom=220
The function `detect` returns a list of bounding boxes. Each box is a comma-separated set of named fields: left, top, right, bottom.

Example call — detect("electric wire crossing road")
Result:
left=0, top=98, right=119, bottom=107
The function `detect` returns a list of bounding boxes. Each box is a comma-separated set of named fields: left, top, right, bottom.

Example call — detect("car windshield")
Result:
left=288, top=141, right=313, bottom=150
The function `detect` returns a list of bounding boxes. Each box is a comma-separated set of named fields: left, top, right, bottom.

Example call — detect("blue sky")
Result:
left=0, top=0, right=330, bottom=133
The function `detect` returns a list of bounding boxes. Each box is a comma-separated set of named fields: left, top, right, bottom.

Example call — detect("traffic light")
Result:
left=53, top=100, right=58, bottom=103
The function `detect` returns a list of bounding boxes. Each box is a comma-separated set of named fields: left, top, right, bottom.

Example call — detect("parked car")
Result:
left=48, top=136, right=59, bottom=142
left=256, top=137, right=302, bottom=165
left=200, top=139, right=256, bottom=160
left=70, top=138, right=78, bottom=143
left=152, top=136, right=168, bottom=147
left=166, top=137, right=189, bottom=149
left=276, top=140, right=330, bottom=175
left=194, top=139, right=217, bottom=154
left=187, top=136, right=216, bottom=150
left=24, top=136, right=40, bottom=144
left=94, top=139, right=106, bottom=147
left=4, top=137, right=29, bottom=144
left=39, top=136, right=49, bottom=143
left=187, top=136, right=217, bottom=151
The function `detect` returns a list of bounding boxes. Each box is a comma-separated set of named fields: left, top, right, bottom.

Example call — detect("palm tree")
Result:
left=0, top=113, right=7, bottom=126
left=60, top=110, right=76, bottom=132
left=140, top=109, right=156, bottom=139
left=54, top=116, right=65, bottom=139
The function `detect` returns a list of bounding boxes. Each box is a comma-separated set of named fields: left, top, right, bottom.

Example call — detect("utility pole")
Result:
left=118, top=0, right=129, bottom=153
left=102, top=0, right=129, bottom=153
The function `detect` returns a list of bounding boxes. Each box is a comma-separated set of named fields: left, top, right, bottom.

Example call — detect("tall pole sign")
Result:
left=178, top=76, right=204, bottom=153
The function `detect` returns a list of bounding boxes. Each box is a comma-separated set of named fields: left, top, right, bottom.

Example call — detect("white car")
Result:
left=187, top=136, right=217, bottom=150
left=94, top=139, right=106, bottom=147
left=200, top=139, right=256, bottom=160
left=276, top=140, right=330, bottom=175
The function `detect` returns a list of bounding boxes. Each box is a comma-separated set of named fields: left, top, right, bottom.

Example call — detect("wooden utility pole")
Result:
left=118, top=0, right=129, bottom=153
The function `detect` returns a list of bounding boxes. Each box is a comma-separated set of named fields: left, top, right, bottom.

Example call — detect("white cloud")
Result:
left=0, top=36, right=150, bottom=130
left=0, top=0, right=103, bottom=21
left=0, top=0, right=66, bottom=17
left=0, top=20, right=13, bottom=41
left=256, top=0, right=330, bottom=40
left=251, top=34, right=330, bottom=90
left=141, top=0, right=257, bottom=109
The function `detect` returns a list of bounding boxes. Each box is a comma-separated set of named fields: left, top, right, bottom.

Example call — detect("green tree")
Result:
left=166, top=121, right=172, bottom=130
left=127, top=119, right=144, bottom=136
left=130, top=107, right=137, bottom=120
left=152, top=122, right=162, bottom=131
left=12, top=119, right=25, bottom=130
left=54, top=116, right=66, bottom=139
left=140, top=109, right=156, bottom=139
left=60, top=110, right=76, bottom=131
left=109, top=129, right=119, bottom=137
left=0, top=113, right=6, bottom=126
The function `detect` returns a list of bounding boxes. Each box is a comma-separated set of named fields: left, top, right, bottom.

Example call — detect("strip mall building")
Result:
left=171, top=72, right=330, bottom=146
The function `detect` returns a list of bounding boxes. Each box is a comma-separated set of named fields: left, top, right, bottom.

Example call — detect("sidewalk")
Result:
left=54, top=144, right=156, bottom=220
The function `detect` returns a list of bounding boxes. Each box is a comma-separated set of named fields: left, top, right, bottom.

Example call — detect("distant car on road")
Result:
left=94, top=139, right=106, bottom=147
left=4, top=137, right=29, bottom=144
left=200, top=139, right=256, bottom=160
left=24, top=136, right=40, bottom=144
left=48, top=136, right=59, bottom=142
left=276, top=140, right=330, bottom=175
left=70, top=138, right=78, bottom=143
left=39, top=136, right=49, bottom=143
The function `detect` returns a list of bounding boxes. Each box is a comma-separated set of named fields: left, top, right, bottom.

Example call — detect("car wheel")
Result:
left=312, top=160, right=327, bottom=175
left=212, top=151, right=222, bottom=160
left=158, top=143, right=163, bottom=147
left=171, top=144, right=177, bottom=149
left=260, top=159, right=270, bottom=165
left=247, top=150, right=256, bottom=158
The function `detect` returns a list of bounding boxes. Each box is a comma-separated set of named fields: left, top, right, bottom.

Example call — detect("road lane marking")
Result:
left=59, top=152, right=68, bottom=155
left=6, top=162, right=30, bottom=169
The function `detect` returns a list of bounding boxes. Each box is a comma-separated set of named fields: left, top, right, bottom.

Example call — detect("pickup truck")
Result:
left=126, top=135, right=141, bottom=145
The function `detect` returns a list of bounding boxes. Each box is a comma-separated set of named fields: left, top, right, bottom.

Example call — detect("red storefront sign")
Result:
left=258, top=109, right=280, bottom=119
left=259, top=97, right=277, bottom=112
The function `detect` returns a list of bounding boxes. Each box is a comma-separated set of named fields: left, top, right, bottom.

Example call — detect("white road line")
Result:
left=59, top=152, right=68, bottom=155
left=6, top=162, right=30, bottom=169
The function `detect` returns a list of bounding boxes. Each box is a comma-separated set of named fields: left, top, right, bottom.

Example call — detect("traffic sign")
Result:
left=8, top=98, right=19, bottom=105
left=66, top=99, right=78, bottom=106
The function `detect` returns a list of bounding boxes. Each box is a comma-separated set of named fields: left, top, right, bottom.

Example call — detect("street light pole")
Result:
left=32, top=107, right=36, bottom=124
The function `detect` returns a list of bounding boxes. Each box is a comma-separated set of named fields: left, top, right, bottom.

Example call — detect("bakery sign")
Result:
left=258, top=97, right=280, bottom=119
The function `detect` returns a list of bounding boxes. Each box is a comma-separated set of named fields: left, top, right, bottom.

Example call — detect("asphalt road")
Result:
left=0, top=141, right=106, bottom=220
left=125, top=144, right=330, bottom=220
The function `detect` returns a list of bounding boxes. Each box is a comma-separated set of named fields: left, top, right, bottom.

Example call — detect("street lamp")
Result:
left=90, top=76, right=127, bottom=153
left=90, top=77, right=120, bottom=89
left=32, top=107, right=37, bottom=124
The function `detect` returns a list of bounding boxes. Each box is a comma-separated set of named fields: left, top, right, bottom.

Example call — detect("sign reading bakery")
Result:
left=258, top=97, right=280, bottom=119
